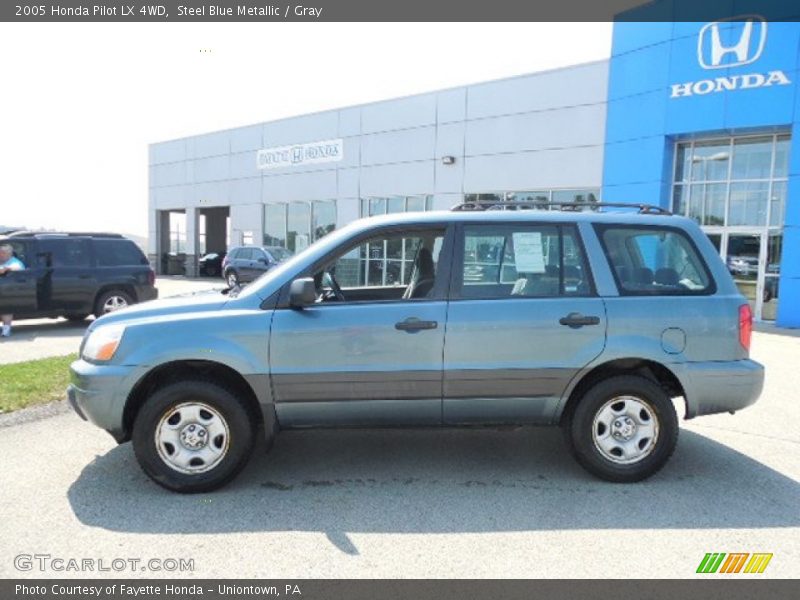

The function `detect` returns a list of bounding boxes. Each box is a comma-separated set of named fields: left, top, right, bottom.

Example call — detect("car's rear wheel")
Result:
left=132, top=380, right=256, bottom=493
left=566, top=375, right=678, bottom=482
left=94, top=289, right=133, bottom=317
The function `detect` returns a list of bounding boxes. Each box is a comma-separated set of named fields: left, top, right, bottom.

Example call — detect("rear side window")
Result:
left=38, top=239, right=91, bottom=268
left=597, top=225, right=713, bottom=295
left=95, top=240, right=147, bottom=266
left=458, top=224, right=592, bottom=299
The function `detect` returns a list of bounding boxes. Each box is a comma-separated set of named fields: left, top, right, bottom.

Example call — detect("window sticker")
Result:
left=512, top=232, right=546, bottom=273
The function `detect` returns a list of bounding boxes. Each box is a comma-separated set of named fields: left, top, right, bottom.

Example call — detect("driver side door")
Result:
left=269, top=225, right=452, bottom=428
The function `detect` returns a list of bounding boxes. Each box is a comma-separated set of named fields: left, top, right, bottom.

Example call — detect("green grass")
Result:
left=0, top=354, right=78, bottom=413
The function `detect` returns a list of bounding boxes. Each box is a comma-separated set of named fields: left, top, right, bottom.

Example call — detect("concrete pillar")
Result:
left=184, top=207, right=199, bottom=277
left=156, top=211, right=171, bottom=274
left=205, top=207, right=229, bottom=253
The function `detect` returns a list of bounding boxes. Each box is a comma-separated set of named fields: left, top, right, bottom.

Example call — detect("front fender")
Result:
left=113, top=309, right=271, bottom=376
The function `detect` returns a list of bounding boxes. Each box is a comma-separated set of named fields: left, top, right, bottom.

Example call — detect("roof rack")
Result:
left=451, top=200, right=671, bottom=215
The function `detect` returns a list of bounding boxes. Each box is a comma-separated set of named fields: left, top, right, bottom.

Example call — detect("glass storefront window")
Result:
left=672, top=133, right=790, bottom=321
left=689, top=140, right=730, bottom=181
left=770, top=181, right=787, bottom=227
left=729, top=182, right=769, bottom=226
left=732, top=136, right=773, bottom=180
left=674, top=144, right=691, bottom=183
left=551, top=189, right=600, bottom=205
left=774, top=135, right=791, bottom=178
left=688, top=183, right=725, bottom=226
left=287, top=202, right=311, bottom=253
left=263, top=203, right=287, bottom=247
left=312, top=200, right=336, bottom=241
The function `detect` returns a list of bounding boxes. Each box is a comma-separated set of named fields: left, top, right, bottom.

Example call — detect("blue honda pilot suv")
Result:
left=68, top=201, right=764, bottom=492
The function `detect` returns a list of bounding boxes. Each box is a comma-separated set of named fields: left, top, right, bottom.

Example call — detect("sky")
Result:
left=0, top=22, right=612, bottom=237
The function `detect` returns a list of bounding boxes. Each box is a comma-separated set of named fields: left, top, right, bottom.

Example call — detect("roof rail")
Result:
left=6, top=231, right=125, bottom=238
left=451, top=200, right=671, bottom=215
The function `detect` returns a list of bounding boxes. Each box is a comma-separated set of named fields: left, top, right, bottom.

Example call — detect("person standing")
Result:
left=0, top=243, right=26, bottom=337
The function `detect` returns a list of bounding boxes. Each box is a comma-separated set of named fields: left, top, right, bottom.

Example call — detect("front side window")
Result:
left=313, top=228, right=445, bottom=303
left=458, top=224, right=592, bottom=299
left=597, top=226, right=712, bottom=295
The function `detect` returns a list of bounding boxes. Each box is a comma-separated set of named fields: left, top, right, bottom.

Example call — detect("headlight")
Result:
left=82, top=325, right=126, bottom=362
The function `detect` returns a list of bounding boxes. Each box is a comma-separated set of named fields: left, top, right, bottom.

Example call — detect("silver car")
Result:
left=68, top=201, right=764, bottom=492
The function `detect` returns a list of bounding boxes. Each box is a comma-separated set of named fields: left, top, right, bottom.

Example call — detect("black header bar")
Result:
left=2, top=0, right=799, bottom=23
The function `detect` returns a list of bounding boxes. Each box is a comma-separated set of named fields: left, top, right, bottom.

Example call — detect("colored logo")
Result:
left=697, top=16, right=767, bottom=70
left=696, top=552, right=773, bottom=574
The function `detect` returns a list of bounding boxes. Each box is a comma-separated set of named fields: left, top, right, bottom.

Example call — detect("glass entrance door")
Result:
left=725, top=233, right=763, bottom=318
left=719, top=231, right=782, bottom=321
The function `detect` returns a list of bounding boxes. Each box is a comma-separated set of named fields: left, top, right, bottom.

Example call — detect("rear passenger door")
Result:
left=38, top=238, right=95, bottom=313
left=443, top=222, right=607, bottom=425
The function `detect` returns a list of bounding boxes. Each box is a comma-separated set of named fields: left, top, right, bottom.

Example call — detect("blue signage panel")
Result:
left=604, top=6, right=800, bottom=326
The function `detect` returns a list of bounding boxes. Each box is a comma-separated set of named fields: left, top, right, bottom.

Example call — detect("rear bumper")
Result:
left=677, top=359, right=765, bottom=419
left=67, top=359, right=143, bottom=443
left=136, top=285, right=158, bottom=303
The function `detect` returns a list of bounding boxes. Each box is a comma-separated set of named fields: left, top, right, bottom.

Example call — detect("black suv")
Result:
left=222, top=245, right=292, bottom=287
left=0, top=232, right=157, bottom=321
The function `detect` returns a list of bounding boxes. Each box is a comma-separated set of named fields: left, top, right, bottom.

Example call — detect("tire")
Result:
left=94, top=289, right=134, bottom=317
left=565, top=375, right=678, bottom=483
left=225, top=270, right=239, bottom=288
left=132, top=380, right=256, bottom=493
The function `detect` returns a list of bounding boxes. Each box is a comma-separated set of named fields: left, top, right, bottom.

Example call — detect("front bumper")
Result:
left=678, top=359, right=765, bottom=419
left=67, top=359, right=144, bottom=443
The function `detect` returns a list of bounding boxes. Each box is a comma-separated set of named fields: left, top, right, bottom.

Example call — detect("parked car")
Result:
left=68, top=202, right=763, bottom=492
left=198, top=252, right=226, bottom=277
left=221, top=245, right=292, bottom=288
left=0, top=232, right=157, bottom=321
left=727, top=255, right=759, bottom=277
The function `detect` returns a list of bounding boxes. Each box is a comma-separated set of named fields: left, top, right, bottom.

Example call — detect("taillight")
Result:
left=147, top=268, right=155, bottom=286
left=739, top=303, right=752, bottom=352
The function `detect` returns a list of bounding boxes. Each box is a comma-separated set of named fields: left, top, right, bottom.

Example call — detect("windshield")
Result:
left=266, top=247, right=292, bottom=261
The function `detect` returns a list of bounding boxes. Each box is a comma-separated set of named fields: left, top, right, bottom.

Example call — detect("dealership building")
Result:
left=148, top=16, right=800, bottom=326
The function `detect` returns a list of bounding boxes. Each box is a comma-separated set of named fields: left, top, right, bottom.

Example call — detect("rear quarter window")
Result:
left=596, top=225, right=714, bottom=296
left=95, top=239, right=147, bottom=267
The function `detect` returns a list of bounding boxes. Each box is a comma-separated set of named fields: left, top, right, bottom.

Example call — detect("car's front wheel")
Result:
left=132, top=380, right=256, bottom=493
left=566, top=375, right=678, bottom=482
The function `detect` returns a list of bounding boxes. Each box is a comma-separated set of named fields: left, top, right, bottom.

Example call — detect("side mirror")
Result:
left=258, top=257, right=269, bottom=265
left=289, top=277, right=316, bottom=307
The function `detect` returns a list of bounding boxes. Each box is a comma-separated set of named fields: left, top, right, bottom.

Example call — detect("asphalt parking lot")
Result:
left=0, top=301, right=798, bottom=578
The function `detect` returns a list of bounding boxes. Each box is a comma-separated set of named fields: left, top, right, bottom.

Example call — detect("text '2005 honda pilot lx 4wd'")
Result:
left=68, top=201, right=764, bottom=492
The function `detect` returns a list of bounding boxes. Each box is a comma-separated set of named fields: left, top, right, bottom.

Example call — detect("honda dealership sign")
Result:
left=670, top=16, right=791, bottom=98
left=257, top=138, right=343, bottom=169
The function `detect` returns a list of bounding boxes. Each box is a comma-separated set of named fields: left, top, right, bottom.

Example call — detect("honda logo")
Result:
left=697, top=16, right=767, bottom=69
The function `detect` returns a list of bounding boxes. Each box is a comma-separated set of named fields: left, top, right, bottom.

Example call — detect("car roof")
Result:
left=2, top=231, right=126, bottom=239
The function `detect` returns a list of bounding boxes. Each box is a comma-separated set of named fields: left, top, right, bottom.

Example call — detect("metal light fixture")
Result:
left=442, top=155, right=456, bottom=165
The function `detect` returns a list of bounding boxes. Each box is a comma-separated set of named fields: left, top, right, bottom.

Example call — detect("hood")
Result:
left=90, top=289, right=229, bottom=329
